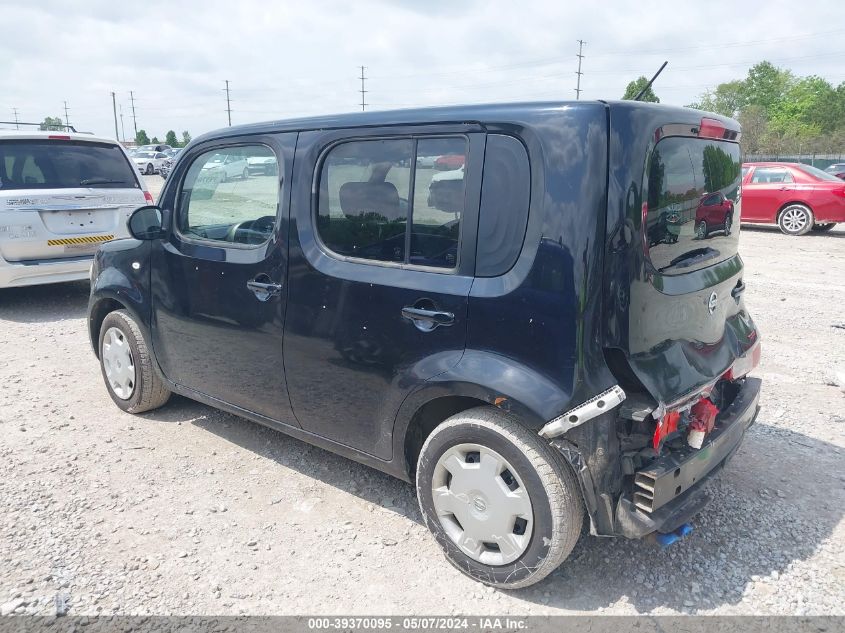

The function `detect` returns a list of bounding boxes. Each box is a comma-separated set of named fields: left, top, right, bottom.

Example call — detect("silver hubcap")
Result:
left=782, top=207, right=808, bottom=233
left=431, top=443, right=533, bottom=566
left=102, top=327, right=136, bottom=400
left=696, top=221, right=706, bottom=238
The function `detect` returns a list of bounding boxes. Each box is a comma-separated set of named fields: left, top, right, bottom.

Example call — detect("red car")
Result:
left=434, top=154, right=465, bottom=170
left=741, top=162, right=845, bottom=234
left=694, top=191, right=735, bottom=239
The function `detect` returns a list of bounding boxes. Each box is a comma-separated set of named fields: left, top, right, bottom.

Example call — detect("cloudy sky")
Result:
left=2, top=0, right=842, bottom=141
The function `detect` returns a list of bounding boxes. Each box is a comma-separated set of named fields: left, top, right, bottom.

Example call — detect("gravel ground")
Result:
left=1, top=204, right=844, bottom=615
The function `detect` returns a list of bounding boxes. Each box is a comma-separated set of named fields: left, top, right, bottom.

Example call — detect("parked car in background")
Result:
left=0, top=130, right=151, bottom=288
left=741, top=162, right=845, bottom=234
left=247, top=154, right=278, bottom=175
left=137, top=143, right=172, bottom=153
left=133, top=151, right=169, bottom=175
left=434, top=154, right=465, bottom=170
left=824, top=163, right=845, bottom=180
left=88, top=102, right=761, bottom=588
left=159, top=149, right=185, bottom=180
left=694, top=191, right=735, bottom=239
left=201, top=152, right=249, bottom=181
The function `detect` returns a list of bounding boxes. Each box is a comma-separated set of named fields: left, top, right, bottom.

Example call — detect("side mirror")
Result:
left=128, top=205, right=164, bottom=240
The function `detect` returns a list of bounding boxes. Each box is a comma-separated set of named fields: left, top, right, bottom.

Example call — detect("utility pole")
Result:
left=119, top=104, right=126, bottom=142
left=575, top=40, right=586, bottom=100
left=129, top=91, right=138, bottom=136
left=12, top=107, right=20, bottom=130
left=224, top=80, right=232, bottom=126
left=111, top=92, right=119, bottom=140
left=63, top=101, right=70, bottom=129
left=359, top=66, right=367, bottom=112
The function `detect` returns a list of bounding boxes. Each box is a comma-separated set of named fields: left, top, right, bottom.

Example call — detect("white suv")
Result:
left=0, top=130, right=151, bottom=288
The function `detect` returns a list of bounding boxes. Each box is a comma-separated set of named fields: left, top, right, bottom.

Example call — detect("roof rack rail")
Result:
left=0, top=121, right=79, bottom=132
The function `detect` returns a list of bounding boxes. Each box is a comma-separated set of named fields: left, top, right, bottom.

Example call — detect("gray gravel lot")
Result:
left=0, top=190, right=843, bottom=615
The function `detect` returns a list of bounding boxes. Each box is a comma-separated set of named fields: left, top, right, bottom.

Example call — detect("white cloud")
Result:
left=2, top=0, right=842, bottom=139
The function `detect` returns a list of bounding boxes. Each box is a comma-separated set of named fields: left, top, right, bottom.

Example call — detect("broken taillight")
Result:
left=143, top=191, right=154, bottom=204
left=652, top=410, right=680, bottom=451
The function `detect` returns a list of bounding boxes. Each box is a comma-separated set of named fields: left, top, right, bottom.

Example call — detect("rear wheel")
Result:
left=99, top=310, right=170, bottom=414
left=778, top=204, right=814, bottom=235
left=811, top=222, right=836, bottom=232
left=416, top=407, right=583, bottom=588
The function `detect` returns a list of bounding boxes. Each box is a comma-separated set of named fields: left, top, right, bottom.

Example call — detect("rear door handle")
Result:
left=401, top=306, right=455, bottom=331
left=247, top=274, right=283, bottom=301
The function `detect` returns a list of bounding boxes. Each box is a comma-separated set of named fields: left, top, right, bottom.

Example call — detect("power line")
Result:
left=359, top=66, right=368, bottom=112
left=224, top=80, right=232, bottom=126
left=575, top=39, right=586, bottom=100
left=129, top=91, right=138, bottom=136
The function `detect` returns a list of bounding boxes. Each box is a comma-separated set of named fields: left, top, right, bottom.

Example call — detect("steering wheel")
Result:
left=226, top=215, right=276, bottom=244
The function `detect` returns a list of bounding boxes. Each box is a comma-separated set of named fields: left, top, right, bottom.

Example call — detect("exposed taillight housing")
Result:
left=723, top=341, right=761, bottom=381
left=143, top=191, right=154, bottom=204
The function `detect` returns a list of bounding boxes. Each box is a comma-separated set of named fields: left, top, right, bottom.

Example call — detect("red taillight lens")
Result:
left=48, top=135, right=71, bottom=140
left=832, top=187, right=845, bottom=198
left=698, top=118, right=726, bottom=139
left=143, top=191, right=154, bottom=204
left=652, top=410, right=680, bottom=451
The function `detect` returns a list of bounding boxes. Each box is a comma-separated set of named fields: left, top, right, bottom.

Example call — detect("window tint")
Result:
left=0, top=140, right=138, bottom=190
left=411, top=138, right=465, bottom=268
left=750, top=167, right=793, bottom=184
left=646, top=137, right=741, bottom=274
left=476, top=135, right=530, bottom=277
left=179, top=145, right=279, bottom=245
left=317, top=137, right=467, bottom=269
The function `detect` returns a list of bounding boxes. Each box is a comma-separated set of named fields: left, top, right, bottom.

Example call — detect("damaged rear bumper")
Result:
left=554, top=376, right=761, bottom=539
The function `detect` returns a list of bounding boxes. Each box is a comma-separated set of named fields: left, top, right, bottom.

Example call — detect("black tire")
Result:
left=98, top=310, right=170, bottom=414
left=777, top=204, right=814, bottom=235
left=145, top=163, right=154, bottom=175
left=811, top=222, right=836, bottom=232
left=416, top=407, right=583, bottom=588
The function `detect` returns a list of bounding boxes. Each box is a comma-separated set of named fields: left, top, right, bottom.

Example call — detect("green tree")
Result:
left=165, top=130, right=179, bottom=147
left=622, top=76, right=659, bottom=102
left=181, top=130, right=192, bottom=146
left=151, top=136, right=160, bottom=144
left=135, top=129, right=150, bottom=145
left=743, top=61, right=794, bottom=116
left=688, top=80, right=746, bottom=117
left=39, top=116, right=65, bottom=131
left=737, top=105, right=768, bottom=154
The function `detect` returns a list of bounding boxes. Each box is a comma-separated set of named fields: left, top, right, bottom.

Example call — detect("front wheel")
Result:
left=811, top=222, right=836, bottom=232
left=695, top=220, right=708, bottom=239
left=99, top=310, right=170, bottom=413
left=416, top=407, right=583, bottom=588
left=778, top=204, right=814, bottom=235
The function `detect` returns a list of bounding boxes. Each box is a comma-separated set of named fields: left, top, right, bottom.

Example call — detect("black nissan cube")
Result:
left=88, top=101, right=761, bottom=588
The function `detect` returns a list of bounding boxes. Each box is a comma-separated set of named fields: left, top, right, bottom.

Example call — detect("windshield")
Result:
left=0, top=140, right=139, bottom=190
left=645, top=137, right=741, bottom=274
left=797, top=164, right=843, bottom=182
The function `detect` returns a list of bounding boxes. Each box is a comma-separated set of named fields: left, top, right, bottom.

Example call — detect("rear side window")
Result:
left=0, top=140, right=139, bottom=190
left=751, top=167, right=793, bottom=184
left=317, top=137, right=466, bottom=269
left=645, top=137, right=741, bottom=274
left=476, top=135, right=530, bottom=277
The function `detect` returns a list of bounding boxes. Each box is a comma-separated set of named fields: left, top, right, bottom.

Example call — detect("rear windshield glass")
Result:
left=0, top=140, right=139, bottom=190
left=645, top=137, right=741, bottom=274
left=796, top=164, right=842, bottom=182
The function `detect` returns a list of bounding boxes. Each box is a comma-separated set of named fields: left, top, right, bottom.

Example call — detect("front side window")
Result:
left=317, top=137, right=466, bottom=269
left=178, top=145, right=279, bottom=245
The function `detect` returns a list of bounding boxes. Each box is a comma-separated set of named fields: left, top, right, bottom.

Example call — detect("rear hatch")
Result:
left=604, top=104, right=758, bottom=407
left=0, top=138, right=146, bottom=262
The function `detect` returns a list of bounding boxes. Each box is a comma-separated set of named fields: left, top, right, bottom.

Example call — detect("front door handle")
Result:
left=401, top=306, right=455, bottom=332
left=247, top=274, right=282, bottom=302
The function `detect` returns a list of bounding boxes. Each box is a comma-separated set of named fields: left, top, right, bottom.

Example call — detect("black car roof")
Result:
left=191, top=100, right=733, bottom=145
